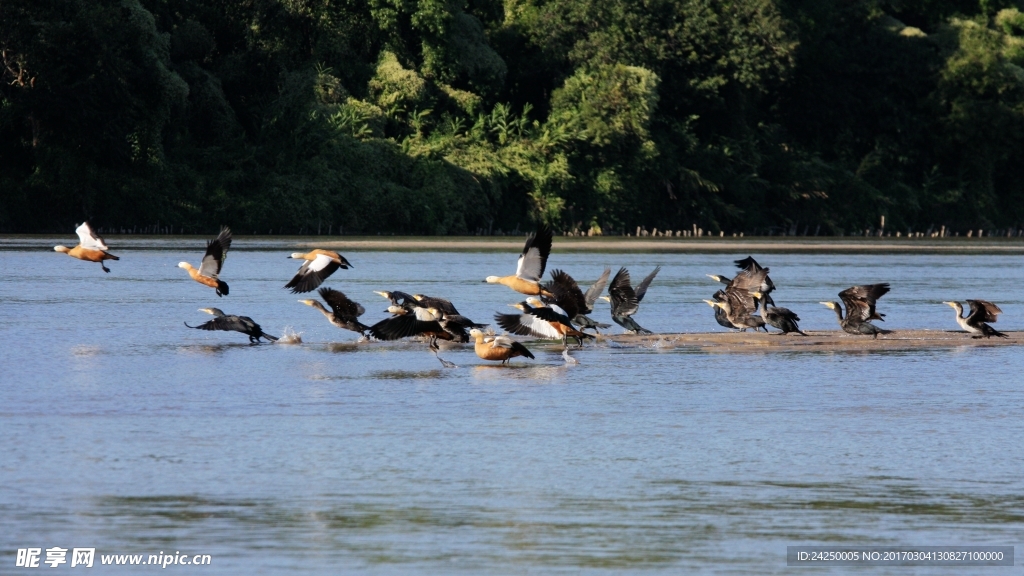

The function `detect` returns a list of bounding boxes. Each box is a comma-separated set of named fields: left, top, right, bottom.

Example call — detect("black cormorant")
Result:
left=185, top=307, right=277, bottom=343
left=943, top=300, right=1008, bottom=338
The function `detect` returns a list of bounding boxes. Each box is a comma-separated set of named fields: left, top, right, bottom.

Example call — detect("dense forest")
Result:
left=2, top=0, right=1024, bottom=235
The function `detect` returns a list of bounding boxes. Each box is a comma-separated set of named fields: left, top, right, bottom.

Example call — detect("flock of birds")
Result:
left=53, top=221, right=1010, bottom=366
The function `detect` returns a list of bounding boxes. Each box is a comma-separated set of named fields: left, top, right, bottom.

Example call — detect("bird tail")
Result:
left=991, top=328, right=1009, bottom=339
left=217, top=280, right=229, bottom=296
left=512, top=341, right=535, bottom=359
left=263, top=333, right=279, bottom=341
left=105, top=252, right=120, bottom=260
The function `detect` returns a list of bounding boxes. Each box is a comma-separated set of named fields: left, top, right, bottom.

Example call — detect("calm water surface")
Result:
left=2, top=237, right=1023, bottom=574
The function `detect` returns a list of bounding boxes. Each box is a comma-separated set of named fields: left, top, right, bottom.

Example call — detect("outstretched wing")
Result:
left=76, top=221, right=108, bottom=250
left=634, top=266, right=661, bottom=303
left=198, top=227, right=232, bottom=278
left=723, top=287, right=757, bottom=317
left=728, top=267, right=768, bottom=292
left=495, top=312, right=562, bottom=339
left=839, top=283, right=890, bottom=304
left=514, top=225, right=553, bottom=282
left=369, top=314, right=443, bottom=341
left=414, top=295, right=460, bottom=315
left=607, top=267, right=639, bottom=316
left=839, top=283, right=889, bottom=321
left=286, top=253, right=341, bottom=293
left=583, top=268, right=611, bottom=308
left=734, top=256, right=764, bottom=272
left=319, top=288, right=365, bottom=319
left=966, top=299, right=1001, bottom=323
left=546, top=269, right=586, bottom=319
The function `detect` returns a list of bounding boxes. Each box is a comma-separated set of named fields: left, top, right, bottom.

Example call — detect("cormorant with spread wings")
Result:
left=185, top=308, right=277, bottom=343
left=820, top=283, right=891, bottom=338
left=600, top=266, right=661, bottom=334
left=943, top=300, right=1008, bottom=338
left=299, top=288, right=369, bottom=336
left=703, top=286, right=766, bottom=332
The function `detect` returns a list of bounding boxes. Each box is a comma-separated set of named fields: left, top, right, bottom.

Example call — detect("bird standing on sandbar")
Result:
left=179, top=227, right=232, bottom=296
left=299, top=288, right=369, bottom=336
left=285, top=250, right=352, bottom=293
left=54, top=222, right=120, bottom=273
left=752, top=292, right=806, bottom=335
left=943, top=300, right=1008, bottom=338
left=485, top=225, right=554, bottom=296
left=469, top=329, right=535, bottom=364
left=703, top=287, right=766, bottom=332
left=820, top=284, right=891, bottom=338
left=185, top=308, right=277, bottom=343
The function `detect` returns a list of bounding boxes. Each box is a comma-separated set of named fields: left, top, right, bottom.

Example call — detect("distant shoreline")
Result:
left=4, top=234, right=1024, bottom=253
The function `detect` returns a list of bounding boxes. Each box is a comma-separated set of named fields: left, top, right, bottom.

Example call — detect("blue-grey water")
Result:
left=2, top=236, right=1023, bottom=574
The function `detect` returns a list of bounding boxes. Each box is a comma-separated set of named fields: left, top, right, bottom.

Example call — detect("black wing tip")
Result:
left=512, top=342, right=536, bottom=359
left=217, top=281, right=229, bottom=296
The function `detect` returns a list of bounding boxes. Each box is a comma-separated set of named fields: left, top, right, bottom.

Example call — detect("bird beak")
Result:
left=374, top=291, right=388, bottom=298
left=599, top=296, right=610, bottom=302
left=702, top=300, right=716, bottom=308
left=943, top=301, right=956, bottom=308
left=705, top=274, right=716, bottom=280
left=751, top=292, right=762, bottom=299
left=818, top=302, right=831, bottom=307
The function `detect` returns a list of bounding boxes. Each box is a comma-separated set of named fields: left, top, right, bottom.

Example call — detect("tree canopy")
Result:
left=2, top=0, right=1023, bottom=234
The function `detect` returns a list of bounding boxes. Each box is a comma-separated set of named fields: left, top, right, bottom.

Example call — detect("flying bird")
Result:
left=298, top=288, right=369, bottom=336
left=485, top=225, right=554, bottom=296
left=179, top=227, right=232, bottom=296
left=600, top=266, right=660, bottom=334
left=285, top=249, right=352, bottom=293
left=54, top=222, right=120, bottom=273
left=185, top=308, right=277, bottom=343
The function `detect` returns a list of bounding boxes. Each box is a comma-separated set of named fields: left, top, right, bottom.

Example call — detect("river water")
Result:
left=2, top=236, right=1023, bottom=574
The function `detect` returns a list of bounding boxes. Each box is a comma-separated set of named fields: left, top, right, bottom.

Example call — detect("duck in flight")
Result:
left=496, top=297, right=594, bottom=347
left=469, top=329, right=535, bottom=365
left=299, top=288, right=369, bottom=336
left=185, top=308, right=277, bottom=343
left=285, top=250, right=352, bottom=293
left=485, top=225, right=554, bottom=296
left=54, top=222, right=120, bottom=273
left=179, top=227, right=232, bottom=296
left=943, top=300, right=1008, bottom=338
left=820, top=284, right=891, bottom=338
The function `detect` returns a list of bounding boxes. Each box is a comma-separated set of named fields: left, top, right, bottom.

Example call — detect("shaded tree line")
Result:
left=2, top=0, right=1024, bottom=235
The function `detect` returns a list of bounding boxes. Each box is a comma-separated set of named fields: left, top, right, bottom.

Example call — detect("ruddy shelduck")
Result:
left=285, top=249, right=352, bottom=293
left=469, top=329, right=534, bottom=364
left=54, top=222, right=119, bottom=273
left=178, top=227, right=232, bottom=296
left=485, top=225, right=555, bottom=296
